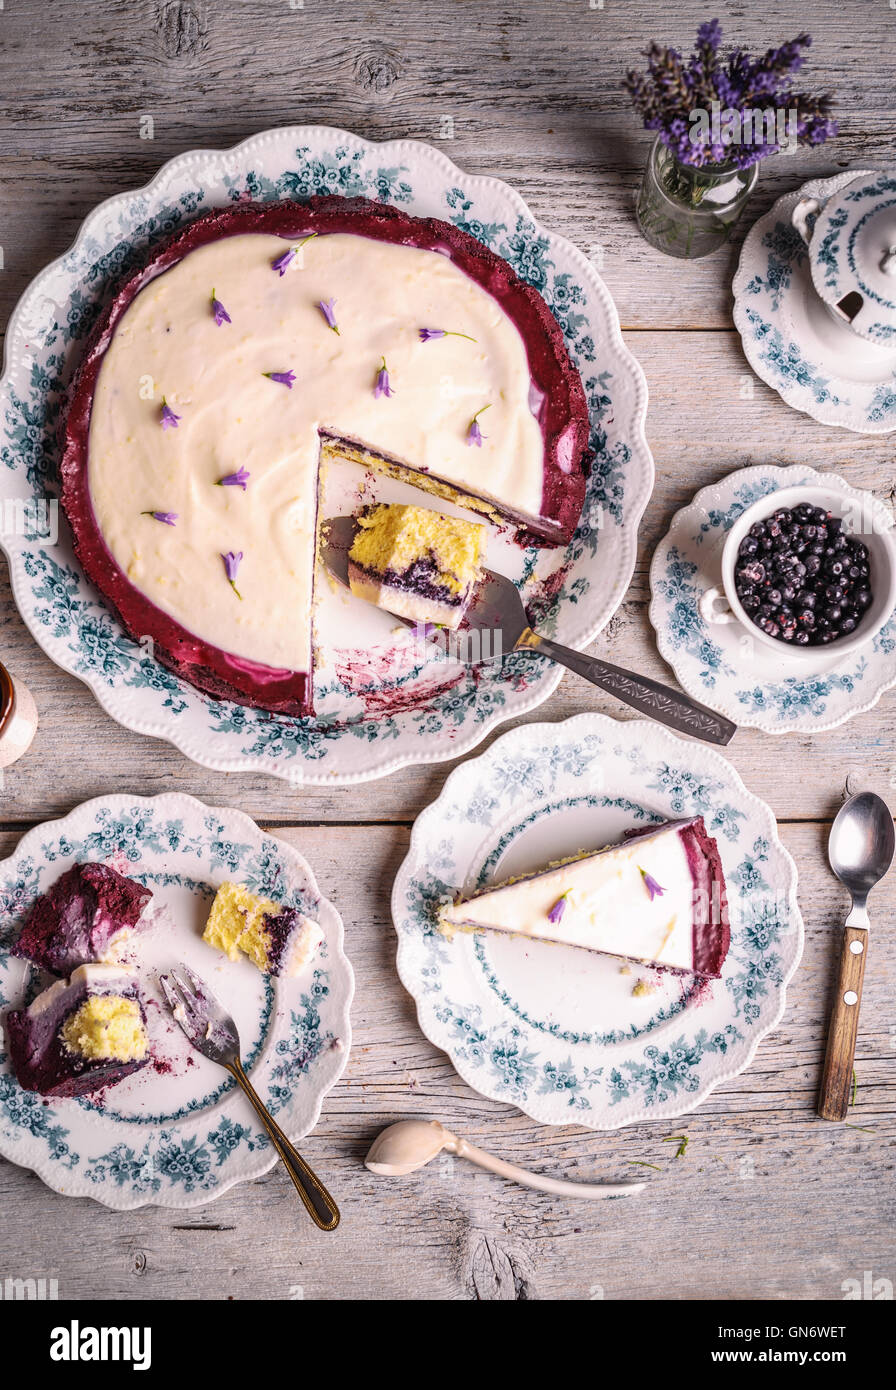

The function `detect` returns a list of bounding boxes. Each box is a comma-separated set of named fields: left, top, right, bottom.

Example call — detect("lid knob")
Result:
left=880, top=246, right=896, bottom=277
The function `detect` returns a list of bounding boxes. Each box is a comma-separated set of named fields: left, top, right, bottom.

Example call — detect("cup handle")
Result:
left=699, top=585, right=739, bottom=626
left=791, top=196, right=820, bottom=246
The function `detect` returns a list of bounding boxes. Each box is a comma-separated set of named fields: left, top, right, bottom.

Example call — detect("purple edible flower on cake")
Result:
left=211, top=289, right=231, bottom=326
left=639, top=867, right=666, bottom=901
left=263, top=370, right=296, bottom=389
left=272, top=248, right=295, bottom=275
left=222, top=550, right=243, bottom=599
left=374, top=357, right=395, bottom=399
left=159, top=399, right=180, bottom=430
left=217, top=467, right=250, bottom=490
left=466, top=405, right=490, bottom=446
left=419, top=328, right=477, bottom=343
left=271, top=233, right=317, bottom=275
left=547, top=892, right=569, bottom=924
left=317, top=298, right=340, bottom=335
left=141, top=510, right=178, bottom=525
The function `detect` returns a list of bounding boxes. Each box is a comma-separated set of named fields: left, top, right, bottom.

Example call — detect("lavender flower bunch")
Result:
left=625, top=20, right=837, bottom=171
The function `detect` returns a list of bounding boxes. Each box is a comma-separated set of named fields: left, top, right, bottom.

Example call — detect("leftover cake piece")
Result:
left=439, top=816, right=730, bottom=978
left=10, top=861, right=152, bottom=975
left=347, top=503, right=486, bottom=629
left=202, top=882, right=323, bottom=978
left=5, top=963, right=150, bottom=1098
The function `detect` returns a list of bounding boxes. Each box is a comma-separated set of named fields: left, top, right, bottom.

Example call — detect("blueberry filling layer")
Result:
left=352, top=556, right=465, bottom=606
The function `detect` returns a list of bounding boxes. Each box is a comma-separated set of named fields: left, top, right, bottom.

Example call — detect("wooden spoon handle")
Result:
left=817, top=926, right=868, bottom=1122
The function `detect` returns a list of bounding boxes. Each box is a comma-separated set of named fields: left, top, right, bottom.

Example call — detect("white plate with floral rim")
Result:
left=0, top=792, right=352, bottom=1209
left=733, top=169, right=896, bottom=434
left=649, top=464, right=896, bottom=734
left=0, top=125, right=652, bottom=785
left=392, top=713, right=802, bottom=1130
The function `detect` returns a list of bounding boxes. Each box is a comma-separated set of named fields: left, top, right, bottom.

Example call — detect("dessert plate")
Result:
left=0, top=792, right=353, bottom=1209
left=392, top=713, right=803, bottom=1130
left=733, top=170, right=896, bottom=434
left=649, top=464, right=896, bottom=734
left=0, top=126, right=653, bottom=784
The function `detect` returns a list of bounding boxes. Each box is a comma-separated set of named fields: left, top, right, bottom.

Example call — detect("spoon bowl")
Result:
left=828, top=791, right=895, bottom=904
left=364, top=1119, right=449, bottom=1176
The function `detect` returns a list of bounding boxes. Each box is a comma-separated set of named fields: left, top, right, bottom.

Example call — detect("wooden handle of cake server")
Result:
left=817, top=924, right=868, bottom=1122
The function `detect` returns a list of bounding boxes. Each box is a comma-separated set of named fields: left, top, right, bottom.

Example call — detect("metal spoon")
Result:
left=365, top=1119, right=645, bottom=1199
left=818, top=791, right=895, bottom=1121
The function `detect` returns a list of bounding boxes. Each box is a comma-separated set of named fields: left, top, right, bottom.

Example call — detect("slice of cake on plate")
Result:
left=439, top=816, right=730, bottom=978
left=347, top=503, right=486, bottom=630
left=5, top=964, right=150, bottom=1098
left=202, top=882, right=324, bottom=978
left=60, top=196, right=591, bottom=716
left=10, top=861, right=152, bottom=975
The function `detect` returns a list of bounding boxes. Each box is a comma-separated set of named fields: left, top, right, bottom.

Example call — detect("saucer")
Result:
left=649, top=465, right=896, bottom=734
left=733, top=170, right=896, bottom=434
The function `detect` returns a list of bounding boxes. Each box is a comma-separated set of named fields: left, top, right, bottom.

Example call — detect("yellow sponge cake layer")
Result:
left=203, top=881, right=271, bottom=961
left=61, top=994, right=149, bottom=1063
left=350, top=504, right=485, bottom=596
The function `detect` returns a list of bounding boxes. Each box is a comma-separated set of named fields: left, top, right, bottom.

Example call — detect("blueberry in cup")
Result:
left=733, top=503, right=873, bottom=647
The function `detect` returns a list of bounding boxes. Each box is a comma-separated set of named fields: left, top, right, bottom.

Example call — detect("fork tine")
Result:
left=170, top=969, right=205, bottom=1025
left=158, top=971, right=183, bottom=1012
left=183, top=964, right=212, bottom=998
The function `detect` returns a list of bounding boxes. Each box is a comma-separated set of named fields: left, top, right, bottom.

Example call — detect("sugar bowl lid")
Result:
left=809, top=171, right=896, bottom=346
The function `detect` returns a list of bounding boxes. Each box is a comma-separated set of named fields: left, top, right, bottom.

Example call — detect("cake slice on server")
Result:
left=438, top=816, right=730, bottom=978
left=347, top=503, right=486, bottom=630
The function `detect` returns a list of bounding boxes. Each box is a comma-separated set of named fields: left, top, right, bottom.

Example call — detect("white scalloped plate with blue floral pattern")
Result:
left=733, top=169, right=896, bottom=434
left=649, top=464, right=896, bottom=734
left=0, top=126, right=653, bottom=785
left=0, top=793, right=353, bottom=1208
left=392, top=714, right=803, bottom=1130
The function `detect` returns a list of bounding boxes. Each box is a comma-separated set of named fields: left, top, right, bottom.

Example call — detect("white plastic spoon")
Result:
left=365, top=1119, right=646, bottom=1199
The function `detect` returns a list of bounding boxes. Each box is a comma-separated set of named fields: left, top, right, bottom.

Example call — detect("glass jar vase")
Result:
left=636, top=137, right=759, bottom=260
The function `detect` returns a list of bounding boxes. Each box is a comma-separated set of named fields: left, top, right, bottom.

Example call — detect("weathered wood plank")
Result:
left=0, top=822, right=891, bottom=1300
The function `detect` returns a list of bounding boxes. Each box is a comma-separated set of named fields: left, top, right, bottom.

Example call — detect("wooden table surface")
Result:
left=1, top=0, right=894, bottom=1301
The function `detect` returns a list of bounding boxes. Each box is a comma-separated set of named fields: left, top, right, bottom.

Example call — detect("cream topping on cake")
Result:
left=87, top=232, right=545, bottom=672
left=439, top=822, right=724, bottom=974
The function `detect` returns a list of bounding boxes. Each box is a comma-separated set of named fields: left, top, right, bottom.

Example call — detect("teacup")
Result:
left=791, top=170, right=896, bottom=348
left=699, top=485, right=896, bottom=661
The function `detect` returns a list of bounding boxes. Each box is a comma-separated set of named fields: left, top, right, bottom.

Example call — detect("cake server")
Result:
left=321, top=516, right=737, bottom=746
left=159, top=965, right=340, bottom=1230
left=365, top=1119, right=646, bottom=1198
left=817, top=791, right=894, bottom=1121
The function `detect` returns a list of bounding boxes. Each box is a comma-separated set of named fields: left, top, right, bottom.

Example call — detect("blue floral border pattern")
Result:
left=393, top=714, right=803, bottom=1128
left=0, top=794, right=350, bottom=1207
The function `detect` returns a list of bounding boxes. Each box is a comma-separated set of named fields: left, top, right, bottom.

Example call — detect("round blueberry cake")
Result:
left=60, top=197, right=591, bottom=716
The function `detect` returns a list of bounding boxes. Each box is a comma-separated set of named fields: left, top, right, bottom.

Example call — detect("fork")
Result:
left=159, top=966, right=340, bottom=1231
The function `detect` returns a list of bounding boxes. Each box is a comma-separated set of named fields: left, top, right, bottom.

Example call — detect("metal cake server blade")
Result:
left=320, top=516, right=736, bottom=746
